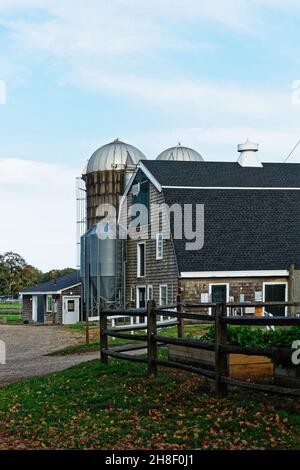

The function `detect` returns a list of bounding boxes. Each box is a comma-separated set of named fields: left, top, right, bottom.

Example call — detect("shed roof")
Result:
left=21, top=271, right=81, bottom=294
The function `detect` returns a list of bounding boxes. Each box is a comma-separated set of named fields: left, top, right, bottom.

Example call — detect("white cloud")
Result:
left=3, top=0, right=296, bottom=63
left=0, top=158, right=81, bottom=271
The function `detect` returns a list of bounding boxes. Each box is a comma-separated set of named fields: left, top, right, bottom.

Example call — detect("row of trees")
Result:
left=0, top=252, right=76, bottom=296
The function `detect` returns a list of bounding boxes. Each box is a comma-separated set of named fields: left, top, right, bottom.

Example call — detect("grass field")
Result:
left=54, top=324, right=210, bottom=355
left=0, top=303, right=21, bottom=310
left=0, top=359, right=299, bottom=450
left=0, top=302, right=22, bottom=323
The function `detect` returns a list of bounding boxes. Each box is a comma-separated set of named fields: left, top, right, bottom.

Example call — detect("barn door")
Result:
left=211, top=284, right=227, bottom=315
left=37, top=295, right=45, bottom=324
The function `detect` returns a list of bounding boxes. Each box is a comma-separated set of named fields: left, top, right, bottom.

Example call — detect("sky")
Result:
left=1, top=0, right=300, bottom=271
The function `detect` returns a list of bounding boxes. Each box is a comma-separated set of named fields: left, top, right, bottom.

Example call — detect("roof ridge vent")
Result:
left=237, top=139, right=262, bottom=167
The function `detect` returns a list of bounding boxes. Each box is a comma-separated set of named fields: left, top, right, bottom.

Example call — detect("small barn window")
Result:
left=137, top=242, right=146, bottom=277
left=156, top=233, right=164, bottom=260
left=46, top=295, right=53, bottom=313
left=159, top=285, right=168, bottom=306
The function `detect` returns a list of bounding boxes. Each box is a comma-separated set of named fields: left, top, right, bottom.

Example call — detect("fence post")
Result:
left=147, top=300, right=157, bottom=378
left=177, top=293, right=184, bottom=338
left=100, top=300, right=108, bottom=364
left=215, top=301, right=228, bottom=397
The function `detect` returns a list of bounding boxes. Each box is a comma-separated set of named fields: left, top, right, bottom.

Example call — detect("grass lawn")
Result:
left=0, top=359, right=299, bottom=450
left=0, top=303, right=22, bottom=323
left=54, top=324, right=210, bottom=355
left=0, top=303, right=21, bottom=310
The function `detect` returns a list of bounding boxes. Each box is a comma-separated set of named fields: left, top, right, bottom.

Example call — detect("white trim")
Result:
left=137, top=241, right=146, bottom=278
left=209, top=283, right=230, bottom=315
left=123, top=167, right=139, bottom=198
left=118, top=168, right=139, bottom=223
left=159, top=284, right=168, bottom=306
left=139, top=161, right=162, bottom=192
left=162, top=185, right=300, bottom=191
left=147, top=285, right=153, bottom=301
left=32, top=295, right=37, bottom=322
left=263, top=282, right=288, bottom=317
left=46, top=294, right=53, bottom=313
left=156, top=232, right=164, bottom=260
left=180, top=270, right=289, bottom=279
left=130, top=286, right=136, bottom=302
left=136, top=285, right=146, bottom=307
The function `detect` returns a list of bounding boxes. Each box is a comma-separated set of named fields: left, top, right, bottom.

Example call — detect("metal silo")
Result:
left=80, top=139, right=146, bottom=314
left=83, top=139, right=146, bottom=229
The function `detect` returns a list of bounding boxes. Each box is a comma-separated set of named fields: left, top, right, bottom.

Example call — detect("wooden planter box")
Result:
left=168, top=345, right=274, bottom=380
left=274, top=365, right=300, bottom=388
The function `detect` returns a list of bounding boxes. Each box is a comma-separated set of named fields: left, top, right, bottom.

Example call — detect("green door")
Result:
left=37, top=295, right=45, bottom=324
left=265, top=284, right=286, bottom=316
left=211, top=285, right=227, bottom=315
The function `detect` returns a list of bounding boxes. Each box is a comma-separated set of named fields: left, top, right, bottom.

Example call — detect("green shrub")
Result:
left=200, top=326, right=300, bottom=367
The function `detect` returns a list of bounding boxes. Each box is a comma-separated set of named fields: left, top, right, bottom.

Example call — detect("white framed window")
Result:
left=263, top=282, right=288, bottom=317
left=46, top=295, right=53, bottom=313
left=159, top=284, right=168, bottom=306
left=137, top=242, right=146, bottom=277
left=156, top=233, right=164, bottom=260
left=147, top=285, right=153, bottom=301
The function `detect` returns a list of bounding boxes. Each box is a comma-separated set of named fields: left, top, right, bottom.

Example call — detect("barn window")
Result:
left=46, top=295, right=53, bottom=313
left=159, top=285, right=168, bottom=306
left=156, top=233, right=164, bottom=260
left=137, top=242, right=146, bottom=277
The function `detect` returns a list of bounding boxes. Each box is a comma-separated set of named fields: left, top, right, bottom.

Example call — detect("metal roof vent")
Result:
left=237, top=140, right=262, bottom=167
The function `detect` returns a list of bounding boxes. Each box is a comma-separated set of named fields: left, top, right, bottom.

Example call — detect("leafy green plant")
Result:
left=200, top=326, right=300, bottom=367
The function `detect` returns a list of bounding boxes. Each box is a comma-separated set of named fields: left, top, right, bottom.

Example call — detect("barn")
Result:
left=79, top=138, right=300, bottom=318
left=123, top=143, right=300, bottom=315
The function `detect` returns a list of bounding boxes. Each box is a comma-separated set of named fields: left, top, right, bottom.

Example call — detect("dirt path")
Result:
left=0, top=325, right=99, bottom=386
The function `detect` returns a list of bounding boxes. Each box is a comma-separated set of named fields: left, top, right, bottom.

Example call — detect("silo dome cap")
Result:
left=87, top=139, right=146, bottom=173
left=157, top=143, right=204, bottom=162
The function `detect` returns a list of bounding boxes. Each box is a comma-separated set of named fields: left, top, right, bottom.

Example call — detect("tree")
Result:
left=0, top=252, right=41, bottom=296
left=22, top=265, right=42, bottom=290
left=40, top=268, right=77, bottom=283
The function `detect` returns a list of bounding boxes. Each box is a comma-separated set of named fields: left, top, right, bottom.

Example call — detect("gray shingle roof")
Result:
left=141, top=160, right=300, bottom=188
left=163, top=188, right=300, bottom=272
left=21, top=271, right=81, bottom=294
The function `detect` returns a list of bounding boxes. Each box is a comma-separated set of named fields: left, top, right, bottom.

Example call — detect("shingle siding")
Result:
left=180, top=276, right=289, bottom=307
left=126, top=183, right=179, bottom=307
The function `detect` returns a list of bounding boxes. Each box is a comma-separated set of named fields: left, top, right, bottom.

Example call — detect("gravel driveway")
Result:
left=0, top=325, right=100, bottom=386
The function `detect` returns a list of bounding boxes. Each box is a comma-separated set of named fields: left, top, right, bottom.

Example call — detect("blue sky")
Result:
left=1, top=0, right=300, bottom=271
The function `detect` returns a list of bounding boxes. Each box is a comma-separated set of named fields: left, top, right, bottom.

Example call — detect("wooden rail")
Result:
left=99, top=300, right=300, bottom=397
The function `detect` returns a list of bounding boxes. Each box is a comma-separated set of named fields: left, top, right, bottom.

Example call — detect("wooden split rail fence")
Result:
left=99, top=300, right=300, bottom=397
